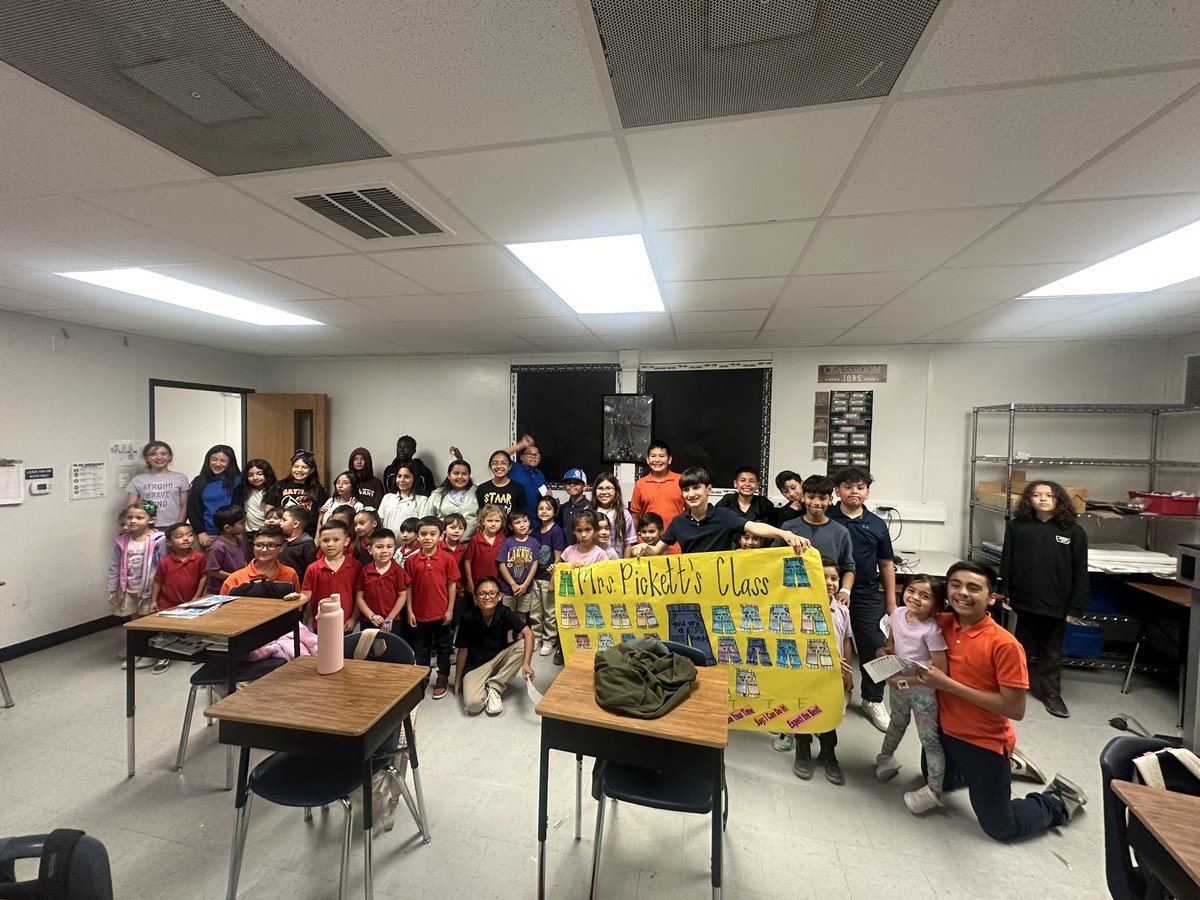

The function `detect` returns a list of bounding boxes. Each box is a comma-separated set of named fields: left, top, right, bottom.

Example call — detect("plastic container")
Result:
left=1127, top=491, right=1199, bottom=516
left=1062, top=621, right=1104, bottom=658
left=316, top=595, right=344, bottom=675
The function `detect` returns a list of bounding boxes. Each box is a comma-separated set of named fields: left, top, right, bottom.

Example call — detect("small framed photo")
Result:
left=602, top=394, right=654, bottom=464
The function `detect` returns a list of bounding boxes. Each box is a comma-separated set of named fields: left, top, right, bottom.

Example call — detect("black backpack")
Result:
left=0, top=829, right=112, bottom=900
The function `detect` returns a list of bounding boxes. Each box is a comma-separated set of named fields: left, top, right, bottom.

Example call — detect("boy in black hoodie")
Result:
left=383, top=435, right=437, bottom=497
left=349, top=447, right=385, bottom=505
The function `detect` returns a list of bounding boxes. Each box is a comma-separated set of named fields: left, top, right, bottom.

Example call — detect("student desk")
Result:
left=1111, top=780, right=1200, bottom=891
left=1119, top=579, right=1193, bottom=729
left=123, top=597, right=304, bottom=779
left=206, top=656, right=429, bottom=900
left=536, top=650, right=729, bottom=899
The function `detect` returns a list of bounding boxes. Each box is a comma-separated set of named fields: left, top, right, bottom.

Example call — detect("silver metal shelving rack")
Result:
left=967, top=402, right=1200, bottom=559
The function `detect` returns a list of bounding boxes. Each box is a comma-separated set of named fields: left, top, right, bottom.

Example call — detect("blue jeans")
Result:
left=666, top=603, right=716, bottom=665
left=928, top=732, right=1067, bottom=842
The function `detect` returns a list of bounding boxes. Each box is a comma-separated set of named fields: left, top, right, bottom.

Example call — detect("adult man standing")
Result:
left=383, top=435, right=436, bottom=497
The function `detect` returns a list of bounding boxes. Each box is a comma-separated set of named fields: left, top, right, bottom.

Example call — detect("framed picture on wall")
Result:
left=602, top=394, right=654, bottom=464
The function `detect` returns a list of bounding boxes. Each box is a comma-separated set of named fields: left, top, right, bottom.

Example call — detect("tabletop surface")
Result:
left=124, top=596, right=305, bottom=638
left=204, top=656, right=427, bottom=737
left=1111, top=779, right=1200, bottom=885
left=1123, top=579, right=1193, bottom=608
left=536, top=651, right=729, bottom=749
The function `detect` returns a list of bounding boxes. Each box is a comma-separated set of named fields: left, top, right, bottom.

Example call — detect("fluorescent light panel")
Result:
left=1022, top=219, right=1200, bottom=298
left=55, top=267, right=322, bottom=326
left=505, top=234, right=665, bottom=314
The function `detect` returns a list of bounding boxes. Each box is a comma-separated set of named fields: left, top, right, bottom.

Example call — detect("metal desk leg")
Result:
left=362, top=761, right=374, bottom=899
left=537, top=729, right=550, bottom=900
left=126, top=630, right=136, bottom=777
left=1122, top=617, right=1148, bottom=694
left=293, top=621, right=301, bottom=659
left=226, top=664, right=239, bottom=791
left=227, top=747, right=252, bottom=900
left=575, top=754, right=583, bottom=840
left=0, top=664, right=13, bottom=708
left=403, top=716, right=431, bottom=842
left=711, top=750, right=723, bottom=900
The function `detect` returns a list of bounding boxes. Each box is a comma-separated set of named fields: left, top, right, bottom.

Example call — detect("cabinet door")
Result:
left=246, top=393, right=330, bottom=486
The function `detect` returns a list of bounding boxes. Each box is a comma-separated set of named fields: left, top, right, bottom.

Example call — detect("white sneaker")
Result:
left=117, top=646, right=128, bottom=660
left=903, top=785, right=944, bottom=815
left=772, top=733, right=795, bottom=752
left=875, top=753, right=901, bottom=781
left=134, top=657, right=154, bottom=669
left=1010, top=747, right=1048, bottom=785
left=860, top=699, right=890, bottom=733
left=485, top=687, right=503, bottom=716
left=539, top=641, right=554, bottom=657
left=152, top=658, right=170, bottom=675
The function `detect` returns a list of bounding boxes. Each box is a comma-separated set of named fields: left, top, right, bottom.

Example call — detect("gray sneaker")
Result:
left=1010, top=747, right=1048, bottom=784
left=773, top=733, right=795, bottom=752
left=1043, top=774, right=1087, bottom=822
left=904, top=785, right=944, bottom=815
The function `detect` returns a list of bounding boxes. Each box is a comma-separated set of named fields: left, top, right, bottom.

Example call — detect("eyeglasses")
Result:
left=476, top=590, right=500, bottom=598
left=253, top=542, right=284, bottom=550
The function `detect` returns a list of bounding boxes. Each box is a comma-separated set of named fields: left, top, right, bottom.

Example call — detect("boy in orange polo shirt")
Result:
left=220, top=524, right=300, bottom=594
left=287, top=520, right=362, bottom=631
left=912, top=561, right=1086, bottom=840
left=629, top=439, right=685, bottom=553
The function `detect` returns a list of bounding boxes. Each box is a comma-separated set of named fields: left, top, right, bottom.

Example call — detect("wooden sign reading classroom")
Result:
left=555, top=546, right=846, bottom=734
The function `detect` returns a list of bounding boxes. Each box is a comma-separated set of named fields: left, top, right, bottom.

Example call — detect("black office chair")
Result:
left=0, top=829, right=112, bottom=899
left=588, top=640, right=727, bottom=898
left=227, top=630, right=430, bottom=900
left=1099, top=735, right=1200, bottom=900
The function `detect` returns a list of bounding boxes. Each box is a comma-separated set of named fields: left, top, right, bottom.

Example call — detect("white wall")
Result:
left=0, top=311, right=265, bottom=649
left=152, top=385, right=244, bottom=481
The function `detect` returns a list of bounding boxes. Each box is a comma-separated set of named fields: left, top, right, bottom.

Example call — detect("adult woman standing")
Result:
left=506, top=434, right=547, bottom=521
left=186, top=445, right=242, bottom=548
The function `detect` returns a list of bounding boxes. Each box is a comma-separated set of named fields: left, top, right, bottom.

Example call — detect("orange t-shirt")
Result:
left=935, top=612, right=1028, bottom=755
left=630, top=472, right=685, bottom=555
left=220, top=559, right=300, bottom=595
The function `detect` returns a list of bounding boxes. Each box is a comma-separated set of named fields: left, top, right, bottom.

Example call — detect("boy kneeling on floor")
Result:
left=454, top=576, right=535, bottom=716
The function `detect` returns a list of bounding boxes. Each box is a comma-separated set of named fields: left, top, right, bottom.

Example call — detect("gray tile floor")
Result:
left=0, top=630, right=1182, bottom=898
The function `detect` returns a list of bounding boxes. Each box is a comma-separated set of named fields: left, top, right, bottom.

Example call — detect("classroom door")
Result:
left=246, top=393, right=330, bottom=486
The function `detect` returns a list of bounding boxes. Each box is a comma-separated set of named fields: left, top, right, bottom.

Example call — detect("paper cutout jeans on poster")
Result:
left=555, top=546, right=844, bottom=733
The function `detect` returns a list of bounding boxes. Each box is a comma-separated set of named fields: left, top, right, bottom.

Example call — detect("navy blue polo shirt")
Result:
left=828, top=503, right=894, bottom=590
left=662, top=505, right=747, bottom=554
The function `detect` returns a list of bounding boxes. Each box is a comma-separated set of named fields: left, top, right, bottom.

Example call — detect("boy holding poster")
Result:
left=632, top=467, right=810, bottom=557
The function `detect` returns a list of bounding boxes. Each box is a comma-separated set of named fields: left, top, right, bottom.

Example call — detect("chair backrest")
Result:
left=1099, top=734, right=1173, bottom=900
left=0, top=830, right=113, bottom=900
left=344, top=629, right=415, bottom=665
left=661, top=640, right=710, bottom=668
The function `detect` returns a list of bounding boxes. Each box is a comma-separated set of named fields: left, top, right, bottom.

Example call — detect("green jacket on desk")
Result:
left=594, top=640, right=697, bottom=719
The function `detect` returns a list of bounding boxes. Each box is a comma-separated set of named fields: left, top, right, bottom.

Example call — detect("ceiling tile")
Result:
left=889, top=265, right=1082, bottom=304
left=921, top=297, right=1130, bottom=342
left=0, top=286, right=85, bottom=316
left=0, top=233, right=117, bottom=273
left=672, top=331, right=758, bottom=349
left=526, top=335, right=610, bottom=353
left=372, top=245, right=541, bottom=293
left=0, top=63, right=207, bottom=192
left=82, top=182, right=349, bottom=260
left=672, top=310, right=768, bottom=333
left=255, top=255, right=427, bottom=297
left=144, top=261, right=331, bottom=302
left=452, top=290, right=571, bottom=319
left=627, top=104, right=881, bottom=228
left=835, top=71, right=1199, bottom=215
left=1080, top=291, right=1200, bottom=322
left=859, top=300, right=1005, bottom=327
left=664, top=278, right=785, bottom=312
left=411, top=138, right=640, bottom=242
left=1049, top=91, right=1200, bottom=200
left=348, top=294, right=469, bottom=323
left=594, top=333, right=677, bottom=351
left=652, top=222, right=815, bottom=281
left=497, top=316, right=590, bottom=338
left=582, top=313, right=674, bottom=336
left=0, top=169, right=53, bottom=201
left=267, top=299, right=388, bottom=326
left=237, top=0, right=612, bottom=153
left=777, top=271, right=927, bottom=308
left=1111, top=315, right=1200, bottom=337
left=905, top=0, right=1200, bottom=91
left=766, top=305, right=878, bottom=330
left=755, top=328, right=847, bottom=347
left=946, top=195, right=1200, bottom=267
left=833, top=325, right=937, bottom=344
left=1009, top=317, right=1149, bottom=340
left=798, top=208, right=1014, bottom=274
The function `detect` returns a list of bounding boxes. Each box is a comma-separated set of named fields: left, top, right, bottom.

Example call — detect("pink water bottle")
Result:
left=316, top=595, right=344, bottom=675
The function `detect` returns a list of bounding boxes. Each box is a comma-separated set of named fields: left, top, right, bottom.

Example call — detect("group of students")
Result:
left=110, top=432, right=1092, bottom=844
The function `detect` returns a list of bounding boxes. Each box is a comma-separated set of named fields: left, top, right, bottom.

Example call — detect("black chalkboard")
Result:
left=637, top=366, right=771, bottom=487
left=512, top=365, right=619, bottom=485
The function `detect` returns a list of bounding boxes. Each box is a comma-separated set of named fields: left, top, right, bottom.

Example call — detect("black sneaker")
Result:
left=552, top=645, right=564, bottom=665
left=1043, top=774, right=1087, bottom=822
left=792, top=745, right=813, bottom=780
left=1043, top=695, right=1070, bottom=718
left=822, top=753, right=845, bottom=786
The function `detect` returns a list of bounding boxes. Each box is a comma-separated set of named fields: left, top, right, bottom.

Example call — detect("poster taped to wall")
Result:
left=555, top=546, right=845, bottom=734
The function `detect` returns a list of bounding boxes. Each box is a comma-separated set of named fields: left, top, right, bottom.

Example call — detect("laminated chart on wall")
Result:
left=555, top=546, right=845, bottom=734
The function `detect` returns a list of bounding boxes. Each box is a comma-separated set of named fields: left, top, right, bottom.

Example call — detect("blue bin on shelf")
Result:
left=1063, top=621, right=1105, bottom=658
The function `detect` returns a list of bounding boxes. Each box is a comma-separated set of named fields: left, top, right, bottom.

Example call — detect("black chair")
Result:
left=227, top=630, right=430, bottom=900
left=1100, top=735, right=1200, bottom=900
left=0, top=829, right=112, bottom=899
left=588, top=640, right=727, bottom=898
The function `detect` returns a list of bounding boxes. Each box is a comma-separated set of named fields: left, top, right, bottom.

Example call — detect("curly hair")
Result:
left=1013, top=480, right=1077, bottom=527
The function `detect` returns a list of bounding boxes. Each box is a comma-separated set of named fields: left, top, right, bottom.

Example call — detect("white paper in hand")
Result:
left=525, top=675, right=544, bottom=718
left=863, top=654, right=928, bottom=683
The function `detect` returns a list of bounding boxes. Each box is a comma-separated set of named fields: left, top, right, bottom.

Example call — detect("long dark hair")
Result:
left=288, top=449, right=325, bottom=503
left=1013, top=480, right=1077, bottom=527
left=192, top=444, right=241, bottom=492
left=244, top=458, right=277, bottom=493
left=591, top=471, right=629, bottom=555
left=438, top=459, right=474, bottom=491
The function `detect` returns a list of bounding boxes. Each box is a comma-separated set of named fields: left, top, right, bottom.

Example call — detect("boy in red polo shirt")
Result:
left=287, top=520, right=362, bottom=631
left=152, top=523, right=206, bottom=611
left=913, top=561, right=1086, bottom=839
left=406, top=515, right=459, bottom=699
left=355, top=528, right=410, bottom=632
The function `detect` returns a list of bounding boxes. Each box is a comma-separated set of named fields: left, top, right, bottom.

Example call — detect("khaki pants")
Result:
left=527, top=580, right=557, bottom=643
left=462, top=643, right=524, bottom=714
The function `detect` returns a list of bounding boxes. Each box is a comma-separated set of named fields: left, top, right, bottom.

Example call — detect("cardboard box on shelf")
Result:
left=975, top=482, right=1089, bottom=515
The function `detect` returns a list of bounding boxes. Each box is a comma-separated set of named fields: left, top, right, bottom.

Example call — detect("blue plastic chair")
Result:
left=588, top=640, right=727, bottom=898
left=227, top=631, right=429, bottom=900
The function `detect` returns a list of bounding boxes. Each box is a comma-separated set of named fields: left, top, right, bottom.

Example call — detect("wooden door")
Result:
left=246, top=393, right=330, bottom=487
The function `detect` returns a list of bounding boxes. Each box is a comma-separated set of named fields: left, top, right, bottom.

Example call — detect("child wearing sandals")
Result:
left=874, top=574, right=949, bottom=813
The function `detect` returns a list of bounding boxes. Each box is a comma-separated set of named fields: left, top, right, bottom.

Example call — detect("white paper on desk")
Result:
left=863, top=655, right=928, bottom=682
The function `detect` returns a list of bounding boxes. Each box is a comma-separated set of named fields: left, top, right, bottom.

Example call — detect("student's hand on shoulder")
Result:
left=198, top=533, right=214, bottom=548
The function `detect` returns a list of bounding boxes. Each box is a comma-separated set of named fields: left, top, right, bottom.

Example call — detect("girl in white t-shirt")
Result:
left=125, top=441, right=190, bottom=527
left=874, top=575, right=950, bottom=813
left=317, top=471, right=364, bottom=529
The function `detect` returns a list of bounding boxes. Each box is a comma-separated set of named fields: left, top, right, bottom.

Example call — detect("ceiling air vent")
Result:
left=295, top=187, right=445, bottom=240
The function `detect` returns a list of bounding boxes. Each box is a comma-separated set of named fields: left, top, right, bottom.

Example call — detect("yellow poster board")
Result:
left=555, top=546, right=845, bottom=734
